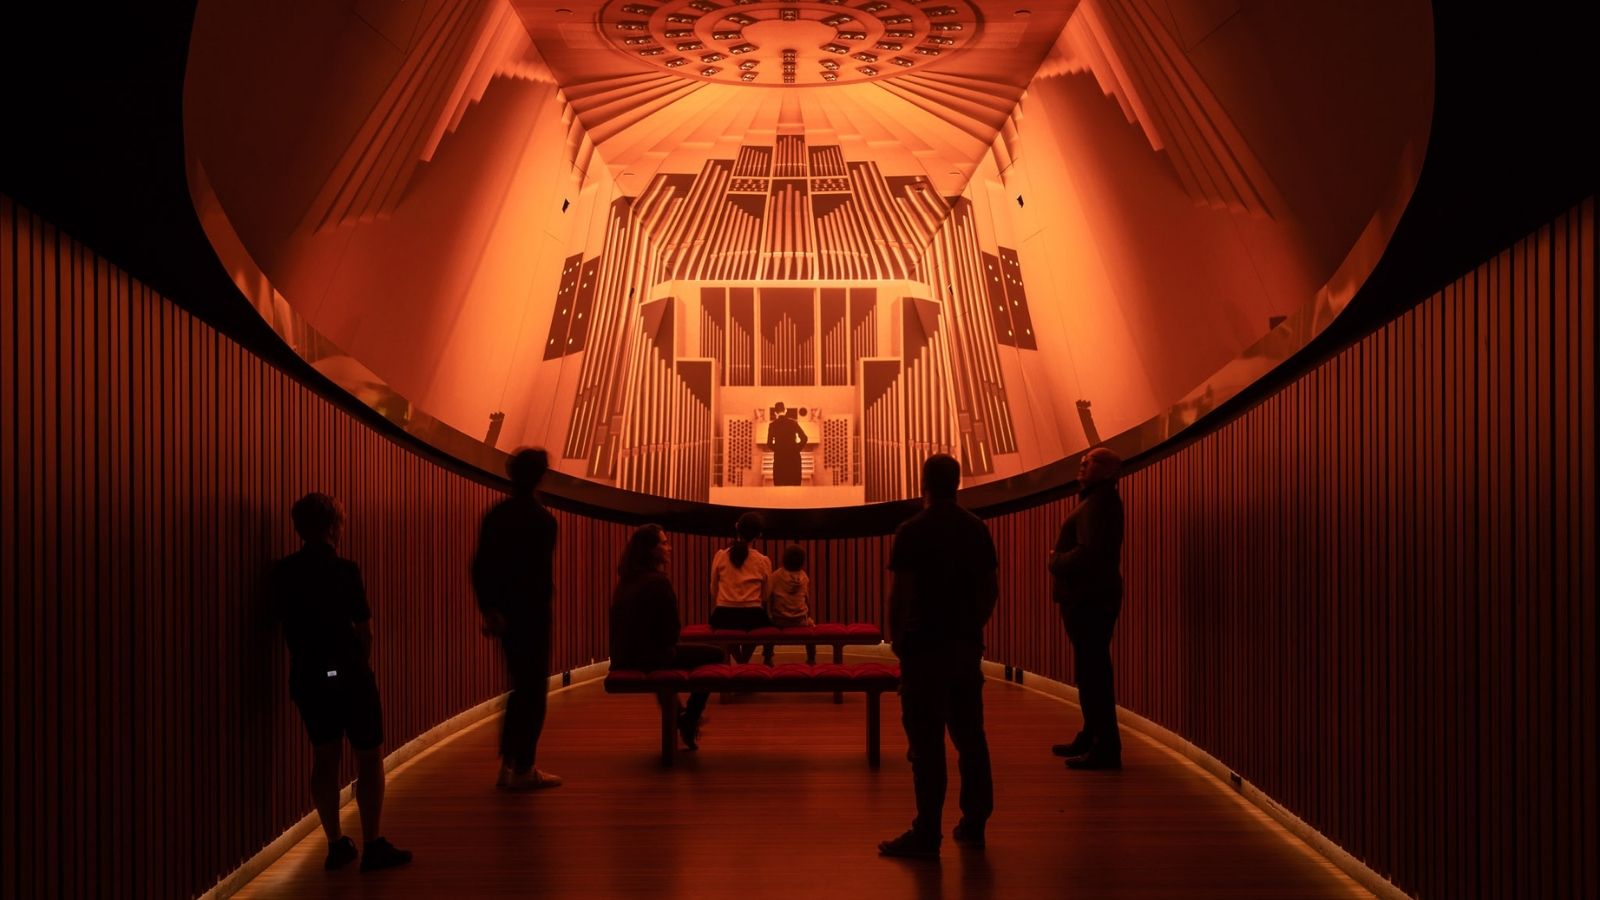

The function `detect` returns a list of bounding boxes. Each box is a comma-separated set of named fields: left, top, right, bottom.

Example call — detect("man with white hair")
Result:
left=1049, top=447, right=1127, bottom=770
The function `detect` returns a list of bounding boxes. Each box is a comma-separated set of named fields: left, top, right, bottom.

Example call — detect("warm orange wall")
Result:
left=187, top=0, right=600, bottom=451
left=978, top=0, right=1432, bottom=438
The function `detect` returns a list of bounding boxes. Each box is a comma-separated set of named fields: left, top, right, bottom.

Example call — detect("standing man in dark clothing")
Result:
left=268, top=492, right=412, bottom=873
left=878, top=454, right=998, bottom=859
left=472, top=448, right=563, bottom=791
left=1050, top=446, right=1127, bottom=769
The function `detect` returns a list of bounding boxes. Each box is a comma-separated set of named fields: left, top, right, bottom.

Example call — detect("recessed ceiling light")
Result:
left=1013, top=8, right=1032, bottom=16
left=555, top=7, right=572, bottom=14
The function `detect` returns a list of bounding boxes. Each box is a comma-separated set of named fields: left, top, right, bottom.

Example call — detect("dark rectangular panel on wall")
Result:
left=759, top=286, right=815, bottom=386
left=849, top=287, right=877, bottom=380
left=820, top=287, right=848, bottom=385
left=728, top=286, right=755, bottom=386
left=998, top=247, right=1037, bottom=350
left=701, top=286, right=727, bottom=382
left=565, top=258, right=602, bottom=353
left=543, top=253, right=584, bottom=360
left=982, top=250, right=1015, bottom=347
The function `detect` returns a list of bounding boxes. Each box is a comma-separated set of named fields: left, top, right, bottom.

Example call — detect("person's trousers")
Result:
left=898, top=651, right=994, bottom=837
left=670, top=643, right=726, bottom=722
left=709, top=606, right=770, bottom=663
left=499, top=625, right=551, bottom=771
left=1061, top=601, right=1121, bottom=756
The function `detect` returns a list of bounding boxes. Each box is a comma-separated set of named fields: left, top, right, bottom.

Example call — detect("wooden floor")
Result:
left=239, top=661, right=1367, bottom=899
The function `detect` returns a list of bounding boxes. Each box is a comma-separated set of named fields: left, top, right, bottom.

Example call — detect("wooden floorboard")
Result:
left=238, top=661, right=1368, bottom=899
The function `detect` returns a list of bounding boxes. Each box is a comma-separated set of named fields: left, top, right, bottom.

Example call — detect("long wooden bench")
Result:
left=678, top=623, right=884, bottom=701
left=604, top=661, right=901, bottom=766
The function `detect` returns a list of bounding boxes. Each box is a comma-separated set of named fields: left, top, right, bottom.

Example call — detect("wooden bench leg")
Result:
left=867, top=690, right=881, bottom=768
left=806, top=643, right=817, bottom=665
left=658, top=692, right=677, bottom=766
left=833, top=644, right=845, bottom=703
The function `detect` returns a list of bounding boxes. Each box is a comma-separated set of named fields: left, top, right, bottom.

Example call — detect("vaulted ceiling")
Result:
left=506, top=1, right=1077, bottom=191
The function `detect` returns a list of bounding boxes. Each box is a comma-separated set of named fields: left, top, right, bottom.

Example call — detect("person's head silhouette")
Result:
left=291, top=492, right=344, bottom=546
left=507, top=448, right=549, bottom=497
left=1077, top=447, right=1123, bottom=487
left=921, top=453, right=961, bottom=503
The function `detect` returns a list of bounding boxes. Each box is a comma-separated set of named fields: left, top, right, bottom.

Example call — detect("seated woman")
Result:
left=610, top=525, right=725, bottom=750
left=708, top=511, right=772, bottom=663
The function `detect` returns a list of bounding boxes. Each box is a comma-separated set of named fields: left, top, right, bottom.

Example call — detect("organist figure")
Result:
left=766, top=403, right=809, bottom=486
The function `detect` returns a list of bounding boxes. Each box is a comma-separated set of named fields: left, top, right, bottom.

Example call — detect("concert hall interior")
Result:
left=1, top=0, right=1593, bottom=897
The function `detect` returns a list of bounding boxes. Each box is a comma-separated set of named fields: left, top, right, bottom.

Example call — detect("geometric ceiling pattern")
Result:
left=510, top=1, right=1078, bottom=189
left=595, top=0, right=983, bottom=87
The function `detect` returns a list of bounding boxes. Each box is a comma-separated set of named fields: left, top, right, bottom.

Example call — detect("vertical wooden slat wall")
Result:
left=982, top=198, right=1596, bottom=899
left=2, top=197, right=554, bottom=898
left=3, top=193, right=1594, bottom=899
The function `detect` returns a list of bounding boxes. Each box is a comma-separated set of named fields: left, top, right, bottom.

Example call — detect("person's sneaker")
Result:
left=1065, top=752, right=1122, bottom=771
left=1051, top=738, right=1090, bottom=758
left=496, top=764, right=512, bottom=789
left=323, top=835, right=358, bottom=870
left=677, top=713, right=701, bottom=751
left=503, top=767, right=563, bottom=790
left=359, top=837, right=412, bottom=872
left=952, top=820, right=986, bottom=847
left=877, top=828, right=940, bottom=859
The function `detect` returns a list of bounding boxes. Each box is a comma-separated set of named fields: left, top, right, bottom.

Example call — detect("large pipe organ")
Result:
left=548, top=135, right=1036, bottom=505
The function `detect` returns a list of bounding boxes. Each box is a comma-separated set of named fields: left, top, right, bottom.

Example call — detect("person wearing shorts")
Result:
left=269, top=492, right=411, bottom=873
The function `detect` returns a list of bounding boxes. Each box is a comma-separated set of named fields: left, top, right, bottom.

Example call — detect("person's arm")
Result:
left=976, top=568, right=999, bottom=628
left=653, top=576, right=682, bottom=649
left=348, top=562, right=374, bottom=665
left=887, top=570, right=912, bottom=655
left=354, top=620, right=373, bottom=666
left=794, top=423, right=808, bottom=446
left=1049, top=498, right=1116, bottom=581
left=471, top=512, right=509, bottom=634
left=886, top=529, right=912, bottom=652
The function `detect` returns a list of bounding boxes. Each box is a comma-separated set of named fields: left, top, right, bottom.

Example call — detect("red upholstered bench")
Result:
left=604, top=661, right=901, bottom=767
left=678, top=624, right=883, bottom=701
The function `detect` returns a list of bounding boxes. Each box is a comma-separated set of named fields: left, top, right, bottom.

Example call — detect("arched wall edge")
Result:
left=180, top=52, right=1431, bottom=532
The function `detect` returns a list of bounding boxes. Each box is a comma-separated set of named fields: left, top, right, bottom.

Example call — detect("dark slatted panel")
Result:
left=0, top=198, right=600, bottom=898
left=4, top=193, right=1593, bottom=900
left=980, top=198, right=1596, bottom=900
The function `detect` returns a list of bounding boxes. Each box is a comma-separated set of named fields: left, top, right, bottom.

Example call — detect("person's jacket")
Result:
left=610, top=570, right=680, bottom=670
left=1049, top=480, right=1124, bottom=608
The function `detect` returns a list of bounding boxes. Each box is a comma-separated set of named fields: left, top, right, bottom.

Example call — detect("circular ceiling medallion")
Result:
left=599, top=0, right=982, bottom=86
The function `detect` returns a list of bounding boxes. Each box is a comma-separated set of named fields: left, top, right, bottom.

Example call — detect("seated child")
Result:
left=762, top=544, right=814, bottom=665
left=767, top=544, right=814, bottom=628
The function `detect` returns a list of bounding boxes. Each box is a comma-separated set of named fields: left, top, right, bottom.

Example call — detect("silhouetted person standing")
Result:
left=879, top=454, right=998, bottom=859
left=766, top=406, right=808, bottom=486
left=472, top=448, right=563, bottom=790
left=268, top=493, right=411, bottom=872
left=1050, top=447, right=1126, bottom=769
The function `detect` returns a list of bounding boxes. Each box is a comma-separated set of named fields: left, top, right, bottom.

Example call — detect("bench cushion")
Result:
left=605, top=661, right=899, bottom=693
left=679, top=623, right=883, bottom=642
